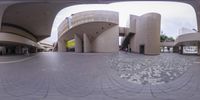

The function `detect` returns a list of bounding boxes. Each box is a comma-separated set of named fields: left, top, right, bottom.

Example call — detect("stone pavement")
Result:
left=109, top=52, right=198, bottom=85
left=0, top=52, right=199, bottom=100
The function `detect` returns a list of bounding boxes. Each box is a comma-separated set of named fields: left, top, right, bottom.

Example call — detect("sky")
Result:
left=41, top=1, right=197, bottom=44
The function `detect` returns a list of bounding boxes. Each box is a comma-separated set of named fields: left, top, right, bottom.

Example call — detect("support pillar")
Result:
left=83, top=33, right=91, bottom=53
left=179, top=45, right=183, bottom=54
left=34, top=48, right=38, bottom=53
left=198, top=41, right=200, bottom=55
left=163, top=46, right=165, bottom=53
left=58, top=39, right=66, bottom=52
left=75, top=34, right=82, bottom=53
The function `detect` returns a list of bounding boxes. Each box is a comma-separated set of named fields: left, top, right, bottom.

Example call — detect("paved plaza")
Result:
left=0, top=52, right=200, bottom=100
left=109, top=52, right=198, bottom=85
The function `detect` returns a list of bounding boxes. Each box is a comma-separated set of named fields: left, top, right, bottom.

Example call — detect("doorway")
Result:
left=140, top=45, right=145, bottom=54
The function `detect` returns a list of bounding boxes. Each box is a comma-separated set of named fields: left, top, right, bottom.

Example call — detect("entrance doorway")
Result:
left=140, top=45, right=145, bottom=54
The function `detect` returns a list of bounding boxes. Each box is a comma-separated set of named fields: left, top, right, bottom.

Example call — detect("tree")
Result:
left=160, top=34, right=175, bottom=42
left=160, top=34, right=168, bottom=42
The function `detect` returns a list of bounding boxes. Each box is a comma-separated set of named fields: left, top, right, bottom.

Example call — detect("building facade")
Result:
left=174, top=32, right=200, bottom=55
left=57, top=11, right=161, bottom=54
left=121, top=13, right=161, bottom=55
left=57, top=10, right=119, bottom=53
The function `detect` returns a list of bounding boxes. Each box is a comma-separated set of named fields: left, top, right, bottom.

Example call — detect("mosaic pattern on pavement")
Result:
left=109, top=52, right=198, bottom=85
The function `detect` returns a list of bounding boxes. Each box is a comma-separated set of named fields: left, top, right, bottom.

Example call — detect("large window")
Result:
left=183, top=46, right=198, bottom=54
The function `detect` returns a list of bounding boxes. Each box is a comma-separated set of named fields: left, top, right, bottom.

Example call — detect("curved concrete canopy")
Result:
left=0, top=32, right=41, bottom=48
left=1, top=2, right=71, bottom=41
left=0, top=0, right=199, bottom=42
left=61, top=22, right=117, bottom=41
left=175, top=32, right=200, bottom=45
left=58, top=10, right=119, bottom=40
left=0, top=1, right=100, bottom=41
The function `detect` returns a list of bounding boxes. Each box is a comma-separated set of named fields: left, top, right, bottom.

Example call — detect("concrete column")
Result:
left=1, top=47, right=6, bottom=55
left=75, top=34, right=82, bottom=53
left=58, top=39, right=66, bottom=52
left=15, top=46, right=22, bottom=54
left=0, top=47, right=2, bottom=55
left=34, top=48, right=38, bottom=53
left=130, top=36, right=134, bottom=52
left=179, top=45, right=183, bottom=54
left=128, top=44, right=131, bottom=52
left=173, top=46, right=178, bottom=53
left=198, top=42, right=200, bottom=55
left=163, top=46, right=165, bottom=53
left=83, top=33, right=91, bottom=53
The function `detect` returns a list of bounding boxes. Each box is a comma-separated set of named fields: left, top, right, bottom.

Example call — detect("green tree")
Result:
left=160, top=34, right=168, bottom=42
left=160, top=34, right=175, bottom=42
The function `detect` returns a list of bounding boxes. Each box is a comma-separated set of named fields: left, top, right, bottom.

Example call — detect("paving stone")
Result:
left=0, top=52, right=199, bottom=100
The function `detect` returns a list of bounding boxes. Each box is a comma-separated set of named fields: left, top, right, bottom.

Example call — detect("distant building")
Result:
left=38, top=42, right=53, bottom=52
left=174, top=32, right=200, bottom=55
left=160, top=30, right=200, bottom=55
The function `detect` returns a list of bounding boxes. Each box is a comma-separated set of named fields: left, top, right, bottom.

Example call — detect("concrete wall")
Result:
left=75, top=34, right=82, bottom=53
left=129, top=15, right=138, bottom=52
left=129, top=15, right=138, bottom=34
left=71, top=10, right=119, bottom=28
left=83, top=33, right=91, bottom=53
left=132, top=13, right=161, bottom=55
left=92, top=25, right=119, bottom=52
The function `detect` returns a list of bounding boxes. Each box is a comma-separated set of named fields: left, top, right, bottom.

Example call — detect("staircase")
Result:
left=120, top=32, right=135, bottom=50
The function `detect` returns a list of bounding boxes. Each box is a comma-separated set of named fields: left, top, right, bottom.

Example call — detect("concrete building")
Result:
left=159, top=29, right=200, bottom=55
left=57, top=10, right=119, bottom=53
left=57, top=11, right=161, bottom=54
left=0, top=1, right=199, bottom=55
left=160, top=41, right=175, bottom=53
left=174, top=32, right=200, bottom=55
left=121, top=13, right=161, bottom=55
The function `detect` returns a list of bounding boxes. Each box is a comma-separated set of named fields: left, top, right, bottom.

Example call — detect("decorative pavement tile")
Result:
left=109, top=52, right=199, bottom=85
